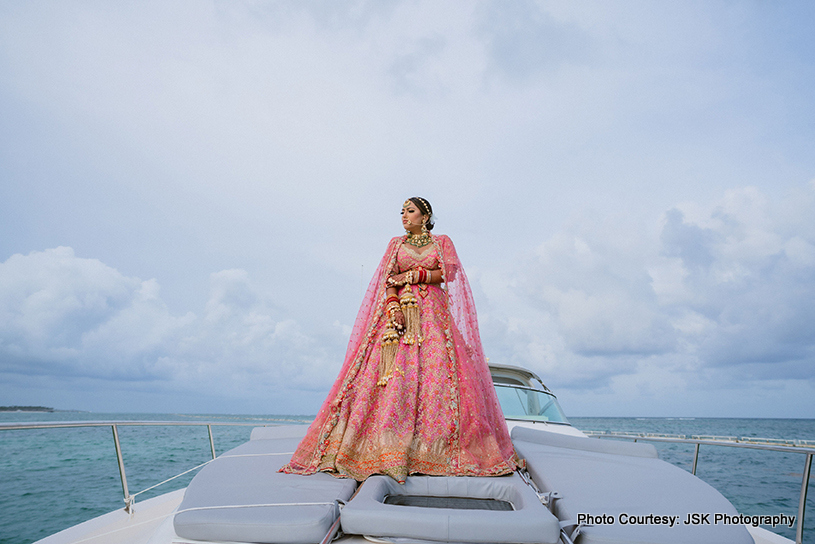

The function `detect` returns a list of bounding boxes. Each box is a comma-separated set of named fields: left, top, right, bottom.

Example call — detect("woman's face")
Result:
left=401, top=200, right=427, bottom=231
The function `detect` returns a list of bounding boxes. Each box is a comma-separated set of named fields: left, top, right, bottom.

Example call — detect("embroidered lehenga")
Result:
left=281, top=234, right=521, bottom=482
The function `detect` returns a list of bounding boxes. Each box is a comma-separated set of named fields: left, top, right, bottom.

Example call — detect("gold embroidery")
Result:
left=399, top=244, right=437, bottom=261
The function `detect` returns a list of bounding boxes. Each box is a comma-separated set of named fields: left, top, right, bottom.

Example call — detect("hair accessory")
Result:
left=404, top=197, right=432, bottom=218
left=417, top=197, right=431, bottom=216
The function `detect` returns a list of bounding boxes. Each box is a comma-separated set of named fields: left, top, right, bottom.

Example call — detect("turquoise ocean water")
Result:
left=1, top=413, right=813, bottom=544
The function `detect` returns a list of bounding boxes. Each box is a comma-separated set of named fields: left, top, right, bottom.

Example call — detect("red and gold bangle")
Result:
left=385, top=294, right=399, bottom=306
left=386, top=301, right=402, bottom=321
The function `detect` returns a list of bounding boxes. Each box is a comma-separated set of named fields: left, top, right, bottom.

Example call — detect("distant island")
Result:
left=0, top=405, right=55, bottom=412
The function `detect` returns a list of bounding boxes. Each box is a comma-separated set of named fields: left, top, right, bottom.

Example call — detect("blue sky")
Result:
left=1, top=1, right=814, bottom=417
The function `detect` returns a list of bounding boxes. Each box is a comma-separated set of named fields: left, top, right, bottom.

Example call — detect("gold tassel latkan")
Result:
left=400, top=288, right=422, bottom=345
left=378, top=326, right=400, bottom=386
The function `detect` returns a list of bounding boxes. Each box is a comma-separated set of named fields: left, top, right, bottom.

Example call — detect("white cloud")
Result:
left=0, top=248, right=343, bottom=409
left=478, top=185, right=815, bottom=405
left=659, top=187, right=815, bottom=371
left=0, top=247, right=155, bottom=376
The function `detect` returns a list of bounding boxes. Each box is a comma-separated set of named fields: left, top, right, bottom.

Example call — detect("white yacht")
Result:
left=7, top=364, right=810, bottom=544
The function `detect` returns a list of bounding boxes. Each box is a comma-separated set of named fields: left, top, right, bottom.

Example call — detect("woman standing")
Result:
left=281, top=197, right=521, bottom=482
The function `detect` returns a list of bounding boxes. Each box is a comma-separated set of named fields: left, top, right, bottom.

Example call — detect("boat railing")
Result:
left=0, top=420, right=281, bottom=514
left=3, top=422, right=811, bottom=543
left=584, top=430, right=813, bottom=544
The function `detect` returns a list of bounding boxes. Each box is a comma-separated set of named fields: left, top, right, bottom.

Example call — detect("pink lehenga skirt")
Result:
left=281, top=236, right=521, bottom=482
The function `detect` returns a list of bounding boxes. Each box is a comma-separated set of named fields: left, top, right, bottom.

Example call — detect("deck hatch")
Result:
left=341, top=474, right=561, bottom=543
left=384, top=494, right=514, bottom=511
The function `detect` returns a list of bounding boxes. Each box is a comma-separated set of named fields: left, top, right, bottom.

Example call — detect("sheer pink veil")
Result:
left=326, top=236, right=400, bottom=399
left=289, top=237, right=401, bottom=462
left=436, top=235, right=515, bottom=469
left=436, top=235, right=486, bottom=364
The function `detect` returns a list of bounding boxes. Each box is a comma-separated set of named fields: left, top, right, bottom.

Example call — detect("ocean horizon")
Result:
left=1, top=412, right=813, bottom=544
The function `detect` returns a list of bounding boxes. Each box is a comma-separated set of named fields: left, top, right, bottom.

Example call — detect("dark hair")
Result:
left=408, top=196, right=434, bottom=231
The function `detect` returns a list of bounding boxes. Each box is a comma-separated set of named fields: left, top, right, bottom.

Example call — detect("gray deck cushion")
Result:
left=511, top=427, right=754, bottom=544
left=173, top=425, right=357, bottom=544
left=512, top=426, right=658, bottom=458
left=340, top=474, right=561, bottom=544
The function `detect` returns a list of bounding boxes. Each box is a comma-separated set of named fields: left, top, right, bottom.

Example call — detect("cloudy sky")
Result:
left=1, top=1, right=814, bottom=418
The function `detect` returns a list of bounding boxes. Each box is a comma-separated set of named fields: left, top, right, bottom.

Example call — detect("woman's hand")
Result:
left=387, top=272, right=408, bottom=287
left=391, top=309, right=405, bottom=329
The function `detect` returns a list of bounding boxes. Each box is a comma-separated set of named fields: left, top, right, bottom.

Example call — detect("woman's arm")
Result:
left=385, top=286, right=405, bottom=329
left=419, top=268, right=442, bottom=284
left=387, top=267, right=442, bottom=287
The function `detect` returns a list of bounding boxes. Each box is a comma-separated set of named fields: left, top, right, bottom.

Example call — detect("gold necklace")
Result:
left=405, top=231, right=432, bottom=247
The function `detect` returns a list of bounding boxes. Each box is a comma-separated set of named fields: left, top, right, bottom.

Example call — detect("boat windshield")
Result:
left=493, top=384, right=570, bottom=424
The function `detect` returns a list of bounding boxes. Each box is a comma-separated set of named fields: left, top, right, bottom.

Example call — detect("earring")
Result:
left=421, top=221, right=428, bottom=234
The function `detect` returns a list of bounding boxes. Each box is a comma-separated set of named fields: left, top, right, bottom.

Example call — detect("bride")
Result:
left=281, top=197, right=521, bottom=482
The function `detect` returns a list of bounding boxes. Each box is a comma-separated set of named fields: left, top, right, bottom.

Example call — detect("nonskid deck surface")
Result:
left=33, top=489, right=185, bottom=544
